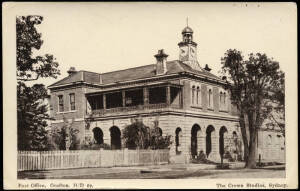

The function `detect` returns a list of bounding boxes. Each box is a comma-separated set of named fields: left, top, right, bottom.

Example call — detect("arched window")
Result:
left=223, top=92, right=226, bottom=109
left=197, top=86, right=201, bottom=106
left=192, top=86, right=195, bottom=105
left=232, top=131, right=238, bottom=139
left=219, top=92, right=223, bottom=109
left=276, top=135, right=281, bottom=145
left=158, top=128, right=163, bottom=136
left=267, top=135, right=272, bottom=145
left=208, top=88, right=213, bottom=108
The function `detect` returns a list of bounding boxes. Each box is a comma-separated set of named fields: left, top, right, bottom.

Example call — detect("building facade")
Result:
left=48, top=25, right=283, bottom=164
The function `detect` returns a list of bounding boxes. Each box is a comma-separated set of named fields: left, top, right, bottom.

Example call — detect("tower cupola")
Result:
left=182, top=26, right=194, bottom=43
left=178, top=19, right=201, bottom=70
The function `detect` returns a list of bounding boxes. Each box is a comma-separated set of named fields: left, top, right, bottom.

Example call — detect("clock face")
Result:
left=179, top=47, right=188, bottom=60
left=190, top=47, right=196, bottom=59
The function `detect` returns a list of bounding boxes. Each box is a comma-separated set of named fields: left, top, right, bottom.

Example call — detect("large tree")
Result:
left=17, top=15, right=60, bottom=81
left=17, top=82, right=49, bottom=150
left=17, top=15, right=60, bottom=150
left=220, top=49, right=284, bottom=168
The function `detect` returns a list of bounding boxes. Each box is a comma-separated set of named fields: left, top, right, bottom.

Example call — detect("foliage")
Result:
left=17, top=82, right=50, bottom=150
left=16, top=15, right=60, bottom=81
left=220, top=49, right=285, bottom=168
left=122, top=121, right=172, bottom=150
left=17, top=15, right=60, bottom=150
left=49, top=117, right=80, bottom=150
left=81, top=143, right=111, bottom=150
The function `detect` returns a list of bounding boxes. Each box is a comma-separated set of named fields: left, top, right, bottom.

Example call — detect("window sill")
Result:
left=57, top=110, right=77, bottom=114
left=191, top=105, right=202, bottom=109
left=219, top=109, right=229, bottom=113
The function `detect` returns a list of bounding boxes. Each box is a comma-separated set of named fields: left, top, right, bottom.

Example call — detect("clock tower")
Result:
left=178, top=24, right=201, bottom=70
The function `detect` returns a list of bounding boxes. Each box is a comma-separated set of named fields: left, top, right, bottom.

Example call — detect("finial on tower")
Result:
left=186, top=17, right=189, bottom=27
left=182, top=18, right=193, bottom=34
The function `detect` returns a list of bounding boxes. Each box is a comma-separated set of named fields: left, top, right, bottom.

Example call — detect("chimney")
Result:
left=99, top=73, right=103, bottom=84
left=154, top=49, right=168, bottom=75
left=204, top=64, right=211, bottom=72
left=67, top=67, right=77, bottom=76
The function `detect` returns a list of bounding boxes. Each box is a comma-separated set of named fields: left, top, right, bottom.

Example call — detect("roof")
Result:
left=48, top=60, right=221, bottom=88
left=182, top=26, right=193, bottom=34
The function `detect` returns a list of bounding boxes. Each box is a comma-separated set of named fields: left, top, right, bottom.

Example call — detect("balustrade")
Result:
left=89, top=102, right=180, bottom=116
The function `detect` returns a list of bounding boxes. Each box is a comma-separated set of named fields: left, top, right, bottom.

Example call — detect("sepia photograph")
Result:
left=3, top=2, right=298, bottom=189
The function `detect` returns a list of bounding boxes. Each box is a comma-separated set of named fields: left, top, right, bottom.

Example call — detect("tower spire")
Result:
left=186, top=17, right=189, bottom=27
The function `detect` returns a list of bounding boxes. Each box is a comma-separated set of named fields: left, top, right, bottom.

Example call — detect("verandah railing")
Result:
left=90, top=103, right=182, bottom=116
left=17, top=149, right=170, bottom=172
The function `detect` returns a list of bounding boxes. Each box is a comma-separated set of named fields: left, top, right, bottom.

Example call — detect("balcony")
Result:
left=89, top=103, right=182, bottom=117
left=86, top=85, right=182, bottom=118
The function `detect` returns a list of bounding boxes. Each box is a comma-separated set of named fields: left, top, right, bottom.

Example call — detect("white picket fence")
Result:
left=17, top=149, right=170, bottom=171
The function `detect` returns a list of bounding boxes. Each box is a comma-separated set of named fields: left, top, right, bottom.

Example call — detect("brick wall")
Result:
left=183, top=79, right=238, bottom=116
left=257, top=130, right=285, bottom=163
left=50, top=86, right=87, bottom=120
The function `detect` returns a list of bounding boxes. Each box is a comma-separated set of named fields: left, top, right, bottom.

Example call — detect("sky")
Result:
left=11, top=2, right=297, bottom=87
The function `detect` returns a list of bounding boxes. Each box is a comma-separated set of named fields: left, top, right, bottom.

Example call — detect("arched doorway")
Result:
left=219, top=126, right=228, bottom=159
left=206, top=125, right=215, bottom=157
left=110, top=126, right=121, bottom=150
left=175, top=127, right=182, bottom=154
left=191, top=124, right=201, bottom=158
left=93, top=127, right=103, bottom=144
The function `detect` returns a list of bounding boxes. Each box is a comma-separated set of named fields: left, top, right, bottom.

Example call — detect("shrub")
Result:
left=217, top=163, right=230, bottom=169
left=81, top=143, right=111, bottom=150
left=122, top=121, right=172, bottom=150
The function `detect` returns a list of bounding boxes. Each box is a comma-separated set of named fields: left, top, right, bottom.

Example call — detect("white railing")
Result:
left=17, top=149, right=170, bottom=171
left=90, top=103, right=182, bottom=116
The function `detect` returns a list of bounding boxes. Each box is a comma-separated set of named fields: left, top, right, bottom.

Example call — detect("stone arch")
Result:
left=175, top=127, right=182, bottom=154
left=110, top=126, right=121, bottom=150
left=92, top=127, right=104, bottom=144
left=219, top=126, right=228, bottom=158
left=191, top=124, right=201, bottom=158
left=206, top=125, right=215, bottom=157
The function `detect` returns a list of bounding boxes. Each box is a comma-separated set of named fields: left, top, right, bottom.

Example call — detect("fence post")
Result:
left=37, top=151, right=40, bottom=170
left=124, top=148, right=129, bottom=166
left=100, top=148, right=104, bottom=167
left=158, top=150, right=161, bottom=165
left=137, top=149, right=140, bottom=166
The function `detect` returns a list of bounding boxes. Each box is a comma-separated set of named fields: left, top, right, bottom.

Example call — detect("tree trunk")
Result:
left=239, top=113, right=249, bottom=163
left=245, top=112, right=257, bottom=168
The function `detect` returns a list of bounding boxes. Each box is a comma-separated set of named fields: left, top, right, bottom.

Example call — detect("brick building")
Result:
left=48, top=25, right=283, bottom=163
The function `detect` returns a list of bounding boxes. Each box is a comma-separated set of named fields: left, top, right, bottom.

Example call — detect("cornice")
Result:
left=85, top=109, right=239, bottom=122
left=49, top=71, right=226, bottom=92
